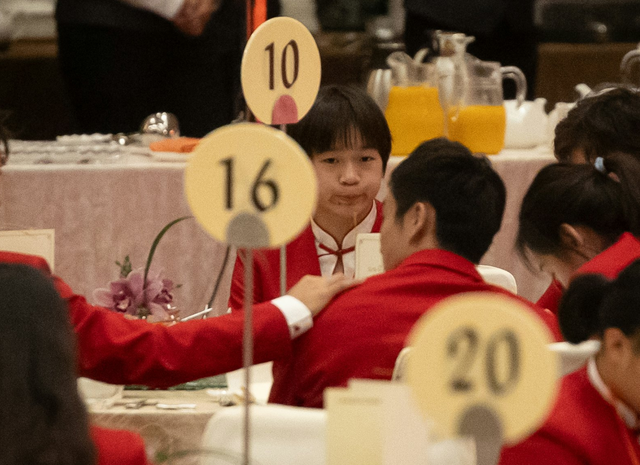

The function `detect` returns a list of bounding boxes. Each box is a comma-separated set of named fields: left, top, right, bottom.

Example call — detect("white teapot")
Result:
left=504, top=98, right=548, bottom=149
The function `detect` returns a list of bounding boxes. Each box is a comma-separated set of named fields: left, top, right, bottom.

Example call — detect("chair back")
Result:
left=476, top=265, right=517, bottom=294
left=201, top=404, right=326, bottom=465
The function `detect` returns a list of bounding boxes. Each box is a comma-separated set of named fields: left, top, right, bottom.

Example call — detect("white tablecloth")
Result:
left=0, top=143, right=555, bottom=315
left=88, top=390, right=223, bottom=463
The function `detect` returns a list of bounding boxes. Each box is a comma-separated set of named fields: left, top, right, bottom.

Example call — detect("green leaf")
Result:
left=143, top=216, right=192, bottom=290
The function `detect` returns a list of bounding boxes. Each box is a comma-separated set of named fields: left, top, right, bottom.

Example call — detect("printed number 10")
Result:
left=265, top=40, right=300, bottom=90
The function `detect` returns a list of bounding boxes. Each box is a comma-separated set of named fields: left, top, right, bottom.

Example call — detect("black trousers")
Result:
left=404, top=12, right=538, bottom=100
left=57, top=23, right=242, bottom=137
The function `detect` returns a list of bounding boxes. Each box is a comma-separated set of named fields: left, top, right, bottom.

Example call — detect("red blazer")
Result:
left=268, top=248, right=560, bottom=408
left=228, top=200, right=384, bottom=308
left=0, top=251, right=293, bottom=388
left=537, top=233, right=640, bottom=314
left=91, top=426, right=151, bottom=465
left=499, top=367, right=640, bottom=465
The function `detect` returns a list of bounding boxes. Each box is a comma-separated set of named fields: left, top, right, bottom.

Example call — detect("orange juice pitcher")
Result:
left=383, top=51, right=444, bottom=156
left=448, top=59, right=526, bottom=155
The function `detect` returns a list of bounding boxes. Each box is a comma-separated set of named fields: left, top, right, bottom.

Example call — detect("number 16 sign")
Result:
left=241, top=16, right=322, bottom=125
left=184, top=123, right=317, bottom=249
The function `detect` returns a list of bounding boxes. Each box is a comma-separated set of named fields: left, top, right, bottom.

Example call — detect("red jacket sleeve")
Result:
left=90, top=426, right=151, bottom=465
left=68, top=287, right=293, bottom=387
left=2, top=251, right=293, bottom=387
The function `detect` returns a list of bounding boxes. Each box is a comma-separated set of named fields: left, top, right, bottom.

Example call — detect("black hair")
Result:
left=554, top=86, right=640, bottom=163
left=389, top=138, right=506, bottom=263
left=0, top=264, right=95, bottom=465
left=286, top=85, right=391, bottom=172
left=516, top=154, right=640, bottom=264
left=559, top=259, right=640, bottom=350
left=0, top=110, right=10, bottom=166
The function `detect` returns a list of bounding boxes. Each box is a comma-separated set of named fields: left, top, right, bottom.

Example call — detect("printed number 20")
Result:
left=220, top=157, right=279, bottom=212
left=447, top=327, right=520, bottom=396
left=265, top=40, right=299, bottom=90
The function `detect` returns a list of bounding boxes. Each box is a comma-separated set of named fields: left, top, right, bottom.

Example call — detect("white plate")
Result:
left=149, top=151, right=193, bottom=162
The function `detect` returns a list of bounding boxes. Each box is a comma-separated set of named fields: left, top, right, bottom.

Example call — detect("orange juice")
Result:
left=447, top=104, right=506, bottom=155
left=385, top=86, right=445, bottom=156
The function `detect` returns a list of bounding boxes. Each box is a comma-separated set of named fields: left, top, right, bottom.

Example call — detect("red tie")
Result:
left=318, top=243, right=355, bottom=275
left=317, top=243, right=355, bottom=258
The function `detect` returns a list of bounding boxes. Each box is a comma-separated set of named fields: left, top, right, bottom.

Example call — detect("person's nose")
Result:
left=339, top=161, right=360, bottom=185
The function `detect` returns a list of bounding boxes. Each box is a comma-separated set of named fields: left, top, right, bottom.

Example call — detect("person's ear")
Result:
left=406, top=201, right=436, bottom=243
left=558, top=223, right=585, bottom=252
left=602, top=327, right=634, bottom=367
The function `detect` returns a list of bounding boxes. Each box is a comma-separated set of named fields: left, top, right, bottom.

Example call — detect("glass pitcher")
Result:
left=447, top=59, right=526, bottom=155
left=383, top=51, right=445, bottom=156
left=620, top=44, right=640, bottom=85
left=434, top=31, right=475, bottom=130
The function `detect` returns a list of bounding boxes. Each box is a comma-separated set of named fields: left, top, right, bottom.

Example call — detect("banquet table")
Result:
left=88, top=389, right=224, bottom=463
left=0, top=140, right=555, bottom=315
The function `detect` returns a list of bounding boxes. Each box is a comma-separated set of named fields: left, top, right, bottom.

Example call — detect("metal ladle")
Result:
left=112, top=112, right=181, bottom=146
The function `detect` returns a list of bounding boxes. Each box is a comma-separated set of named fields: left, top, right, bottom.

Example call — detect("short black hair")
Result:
left=286, top=85, right=391, bottom=172
left=560, top=259, right=640, bottom=350
left=516, top=154, right=640, bottom=264
left=554, top=86, right=640, bottom=163
left=389, top=138, right=506, bottom=263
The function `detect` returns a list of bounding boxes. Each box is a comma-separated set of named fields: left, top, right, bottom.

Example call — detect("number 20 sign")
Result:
left=184, top=123, right=317, bottom=249
left=241, top=17, right=322, bottom=125
left=406, top=293, right=558, bottom=445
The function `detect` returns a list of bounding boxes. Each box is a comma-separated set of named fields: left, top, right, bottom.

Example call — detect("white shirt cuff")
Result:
left=271, top=295, right=313, bottom=339
left=119, top=0, right=184, bottom=20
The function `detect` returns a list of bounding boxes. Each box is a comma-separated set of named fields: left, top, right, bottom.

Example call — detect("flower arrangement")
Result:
left=93, top=217, right=190, bottom=322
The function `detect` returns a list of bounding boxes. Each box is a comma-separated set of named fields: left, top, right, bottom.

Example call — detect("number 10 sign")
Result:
left=184, top=123, right=317, bottom=249
left=241, top=16, right=322, bottom=125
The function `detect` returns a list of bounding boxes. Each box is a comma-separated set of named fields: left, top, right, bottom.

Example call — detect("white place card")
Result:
left=0, top=229, right=55, bottom=271
left=355, top=233, right=384, bottom=279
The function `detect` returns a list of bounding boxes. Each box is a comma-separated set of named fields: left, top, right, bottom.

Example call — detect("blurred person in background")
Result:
left=0, top=263, right=150, bottom=465
left=55, top=0, right=279, bottom=137
left=500, top=259, right=640, bottom=465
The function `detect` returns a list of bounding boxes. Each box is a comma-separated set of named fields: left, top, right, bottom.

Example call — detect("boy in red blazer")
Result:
left=266, top=138, right=560, bottom=408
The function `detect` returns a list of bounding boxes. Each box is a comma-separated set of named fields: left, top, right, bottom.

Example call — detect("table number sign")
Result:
left=241, top=16, right=322, bottom=125
left=406, top=293, right=559, bottom=465
left=184, top=123, right=316, bottom=249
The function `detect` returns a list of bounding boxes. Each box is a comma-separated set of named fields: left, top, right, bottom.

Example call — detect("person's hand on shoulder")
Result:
left=287, top=273, right=362, bottom=317
left=173, top=0, right=222, bottom=36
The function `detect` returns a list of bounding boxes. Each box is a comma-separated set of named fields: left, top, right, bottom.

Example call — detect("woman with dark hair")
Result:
left=500, top=260, right=640, bottom=464
left=0, top=263, right=149, bottom=465
left=516, top=153, right=640, bottom=314
left=228, top=84, right=392, bottom=307
left=554, top=87, right=640, bottom=164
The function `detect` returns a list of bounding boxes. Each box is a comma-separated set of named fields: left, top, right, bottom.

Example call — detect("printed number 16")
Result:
left=220, top=157, right=280, bottom=213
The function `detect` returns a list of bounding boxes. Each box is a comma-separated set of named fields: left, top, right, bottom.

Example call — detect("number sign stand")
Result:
left=406, top=293, right=559, bottom=465
left=185, top=123, right=317, bottom=465
left=279, top=123, right=287, bottom=297
left=187, top=16, right=321, bottom=465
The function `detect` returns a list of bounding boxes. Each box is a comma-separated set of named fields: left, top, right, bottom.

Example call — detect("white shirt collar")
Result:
left=587, top=356, right=640, bottom=430
left=311, top=202, right=377, bottom=278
